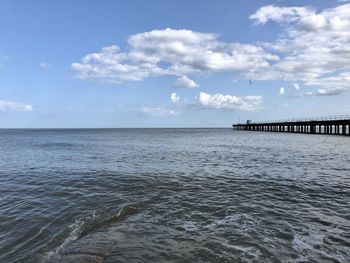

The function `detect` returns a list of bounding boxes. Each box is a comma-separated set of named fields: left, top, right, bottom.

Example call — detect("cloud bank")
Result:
left=250, top=3, right=350, bottom=95
left=72, top=3, right=350, bottom=98
left=72, top=28, right=277, bottom=83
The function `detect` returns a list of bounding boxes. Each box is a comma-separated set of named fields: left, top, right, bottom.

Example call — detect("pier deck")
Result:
left=232, top=115, right=350, bottom=136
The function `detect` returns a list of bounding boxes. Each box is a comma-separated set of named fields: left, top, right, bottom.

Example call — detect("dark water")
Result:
left=0, top=129, right=350, bottom=263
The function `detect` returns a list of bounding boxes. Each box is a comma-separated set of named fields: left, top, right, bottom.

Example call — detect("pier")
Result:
left=232, top=115, right=350, bottom=136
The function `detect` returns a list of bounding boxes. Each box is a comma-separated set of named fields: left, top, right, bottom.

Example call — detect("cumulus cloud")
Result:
left=173, top=76, right=199, bottom=89
left=71, top=4, right=350, bottom=98
left=72, top=28, right=278, bottom=83
left=279, top=87, right=285, bottom=95
left=170, top=92, right=180, bottom=103
left=249, top=3, right=350, bottom=96
left=72, top=45, right=150, bottom=82
left=250, top=5, right=310, bottom=25
left=0, top=100, right=33, bottom=112
left=197, top=92, right=262, bottom=111
left=142, top=107, right=178, bottom=116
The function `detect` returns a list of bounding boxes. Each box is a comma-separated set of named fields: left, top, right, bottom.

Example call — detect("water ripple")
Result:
left=0, top=129, right=349, bottom=262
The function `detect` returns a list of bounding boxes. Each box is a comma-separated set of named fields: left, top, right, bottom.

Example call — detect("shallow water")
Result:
left=0, top=128, right=349, bottom=262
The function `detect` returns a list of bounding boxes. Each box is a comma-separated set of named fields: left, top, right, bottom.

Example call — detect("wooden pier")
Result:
left=232, top=115, right=350, bottom=136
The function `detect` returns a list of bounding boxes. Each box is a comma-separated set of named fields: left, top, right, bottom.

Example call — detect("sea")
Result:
left=0, top=128, right=349, bottom=263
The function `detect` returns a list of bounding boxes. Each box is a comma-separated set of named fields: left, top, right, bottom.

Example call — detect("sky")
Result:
left=1, top=0, right=350, bottom=128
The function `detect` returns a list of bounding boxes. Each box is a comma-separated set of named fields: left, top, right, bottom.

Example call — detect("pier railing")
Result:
left=236, top=115, right=350, bottom=125
left=232, top=115, right=350, bottom=136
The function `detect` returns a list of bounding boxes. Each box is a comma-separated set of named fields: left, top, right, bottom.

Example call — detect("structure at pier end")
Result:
left=232, top=116, right=350, bottom=136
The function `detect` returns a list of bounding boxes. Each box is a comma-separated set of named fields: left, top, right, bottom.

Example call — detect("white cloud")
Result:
left=249, top=3, right=350, bottom=96
left=0, top=100, right=33, bottom=112
left=72, top=45, right=150, bottom=82
left=72, top=28, right=278, bottom=83
left=173, top=75, right=199, bottom=89
left=292, top=82, right=300, bottom=90
left=279, top=87, right=285, bottom=95
left=197, top=92, right=262, bottom=111
left=250, top=5, right=310, bottom=25
left=142, top=107, right=178, bottom=116
left=71, top=4, right=350, bottom=98
left=170, top=92, right=180, bottom=103
left=305, top=87, right=346, bottom=97
left=304, top=72, right=350, bottom=91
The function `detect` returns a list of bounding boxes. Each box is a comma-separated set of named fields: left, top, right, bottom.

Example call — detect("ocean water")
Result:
left=0, top=128, right=349, bottom=263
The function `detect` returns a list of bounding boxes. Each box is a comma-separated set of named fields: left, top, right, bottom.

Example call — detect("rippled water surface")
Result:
left=1, top=129, right=350, bottom=263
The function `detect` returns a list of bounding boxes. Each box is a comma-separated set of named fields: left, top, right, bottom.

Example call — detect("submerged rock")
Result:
left=46, top=230, right=119, bottom=263
left=46, top=207, right=137, bottom=263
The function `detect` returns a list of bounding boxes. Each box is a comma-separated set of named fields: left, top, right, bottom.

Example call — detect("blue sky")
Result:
left=1, top=0, right=350, bottom=128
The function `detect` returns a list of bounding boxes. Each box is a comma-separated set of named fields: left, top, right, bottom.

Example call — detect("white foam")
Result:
left=207, top=214, right=256, bottom=233
left=292, top=230, right=329, bottom=262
